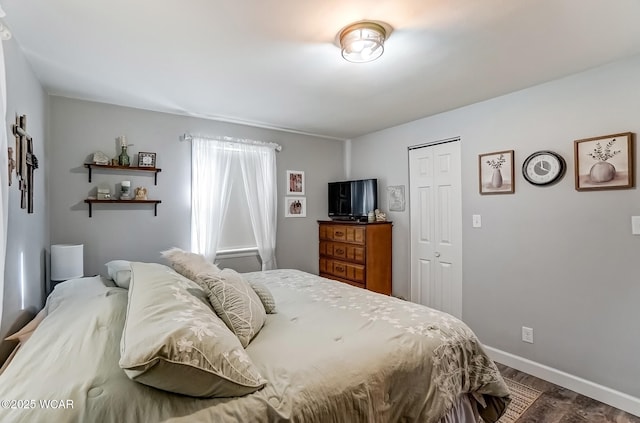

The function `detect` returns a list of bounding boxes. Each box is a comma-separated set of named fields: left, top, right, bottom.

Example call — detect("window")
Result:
left=191, top=138, right=278, bottom=269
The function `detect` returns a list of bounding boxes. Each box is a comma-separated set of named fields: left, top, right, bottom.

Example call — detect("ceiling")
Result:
left=3, top=0, right=640, bottom=140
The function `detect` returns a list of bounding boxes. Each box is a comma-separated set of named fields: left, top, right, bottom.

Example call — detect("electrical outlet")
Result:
left=522, top=326, right=534, bottom=344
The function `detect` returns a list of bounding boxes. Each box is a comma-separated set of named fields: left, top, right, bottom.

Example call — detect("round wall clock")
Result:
left=522, top=151, right=566, bottom=186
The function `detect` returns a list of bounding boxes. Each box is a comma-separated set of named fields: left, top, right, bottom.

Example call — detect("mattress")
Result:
left=0, top=268, right=509, bottom=422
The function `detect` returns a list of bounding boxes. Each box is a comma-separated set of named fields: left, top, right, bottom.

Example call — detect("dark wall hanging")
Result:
left=12, top=114, right=38, bottom=213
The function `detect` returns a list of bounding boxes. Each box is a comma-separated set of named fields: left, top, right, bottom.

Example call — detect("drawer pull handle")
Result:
left=335, top=248, right=344, bottom=255
left=335, top=231, right=344, bottom=237
left=335, top=266, right=345, bottom=272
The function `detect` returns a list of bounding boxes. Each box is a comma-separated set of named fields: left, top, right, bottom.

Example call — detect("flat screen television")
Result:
left=328, top=178, right=378, bottom=221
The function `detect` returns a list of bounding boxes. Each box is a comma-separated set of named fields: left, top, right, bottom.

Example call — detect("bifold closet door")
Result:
left=409, top=140, right=462, bottom=318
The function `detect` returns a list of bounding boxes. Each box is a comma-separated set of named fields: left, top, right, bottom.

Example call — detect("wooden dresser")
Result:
left=318, top=220, right=392, bottom=295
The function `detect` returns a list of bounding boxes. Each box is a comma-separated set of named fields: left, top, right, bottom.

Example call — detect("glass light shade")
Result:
left=340, top=22, right=386, bottom=63
left=51, top=244, right=84, bottom=281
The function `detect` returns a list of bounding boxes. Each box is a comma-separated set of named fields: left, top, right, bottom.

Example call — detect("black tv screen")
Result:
left=328, top=179, right=377, bottom=220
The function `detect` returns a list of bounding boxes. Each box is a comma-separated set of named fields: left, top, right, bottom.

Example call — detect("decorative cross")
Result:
left=12, top=115, right=38, bottom=213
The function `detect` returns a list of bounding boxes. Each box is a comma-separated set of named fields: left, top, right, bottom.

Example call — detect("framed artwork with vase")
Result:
left=478, top=150, right=515, bottom=195
left=574, top=132, right=634, bottom=191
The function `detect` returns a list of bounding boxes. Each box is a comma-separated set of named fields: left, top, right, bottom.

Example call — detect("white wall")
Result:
left=350, top=55, right=640, bottom=399
left=0, top=38, right=49, bottom=363
left=48, top=97, right=345, bottom=278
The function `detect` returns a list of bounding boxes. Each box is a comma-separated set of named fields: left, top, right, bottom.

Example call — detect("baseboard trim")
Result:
left=484, top=345, right=640, bottom=417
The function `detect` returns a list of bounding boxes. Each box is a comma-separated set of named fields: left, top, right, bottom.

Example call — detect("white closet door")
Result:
left=409, top=140, right=462, bottom=318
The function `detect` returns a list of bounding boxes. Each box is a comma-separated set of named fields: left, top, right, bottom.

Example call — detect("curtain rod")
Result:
left=180, top=133, right=282, bottom=152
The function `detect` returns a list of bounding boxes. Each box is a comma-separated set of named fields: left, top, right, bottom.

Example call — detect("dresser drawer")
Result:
left=319, top=241, right=365, bottom=264
left=320, top=225, right=365, bottom=244
left=319, top=258, right=365, bottom=284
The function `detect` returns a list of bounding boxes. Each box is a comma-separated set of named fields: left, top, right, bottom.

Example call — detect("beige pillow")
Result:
left=160, top=247, right=220, bottom=283
left=119, top=262, right=266, bottom=397
left=248, top=279, right=276, bottom=314
left=198, top=269, right=266, bottom=348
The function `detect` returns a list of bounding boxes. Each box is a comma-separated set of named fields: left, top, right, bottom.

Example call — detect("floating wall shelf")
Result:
left=84, top=199, right=162, bottom=217
left=84, top=163, right=162, bottom=185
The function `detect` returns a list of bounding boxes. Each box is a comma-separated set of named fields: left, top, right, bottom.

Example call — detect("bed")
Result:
left=0, top=261, right=509, bottom=423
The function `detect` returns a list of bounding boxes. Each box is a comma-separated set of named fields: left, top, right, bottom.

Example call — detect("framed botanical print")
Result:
left=574, top=132, right=634, bottom=191
left=478, top=150, right=515, bottom=195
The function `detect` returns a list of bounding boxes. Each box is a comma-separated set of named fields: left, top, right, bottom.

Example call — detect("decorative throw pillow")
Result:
left=248, top=279, right=276, bottom=314
left=160, top=247, right=220, bottom=286
left=119, top=262, right=266, bottom=398
left=198, top=269, right=266, bottom=348
left=105, top=260, right=132, bottom=288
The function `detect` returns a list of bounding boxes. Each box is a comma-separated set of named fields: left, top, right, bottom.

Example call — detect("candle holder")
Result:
left=120, top=180, right=132, bottom=200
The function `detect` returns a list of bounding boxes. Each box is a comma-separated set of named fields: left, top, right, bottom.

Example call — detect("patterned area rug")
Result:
left=497, top=378, right=543, bottom=423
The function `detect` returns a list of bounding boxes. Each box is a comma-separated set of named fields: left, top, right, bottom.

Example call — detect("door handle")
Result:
left=434, top=252, right=441, bottom=258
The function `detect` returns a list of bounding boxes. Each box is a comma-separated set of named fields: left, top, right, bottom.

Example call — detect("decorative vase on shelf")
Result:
left=118, top=145, right=130, bottom=167
left=490, top=168, right=503, bottom=188
left=589, top=161, right=615, bottom=183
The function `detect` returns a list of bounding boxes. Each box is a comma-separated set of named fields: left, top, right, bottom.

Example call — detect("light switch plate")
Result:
left=472, top=215, right=482, bottom=228
left=632, top=216, right=640, bottom=235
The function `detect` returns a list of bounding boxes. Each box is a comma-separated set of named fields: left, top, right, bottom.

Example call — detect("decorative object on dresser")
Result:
left=574, top=132, right=634, bottom=191
left=478, top=150, right=515, bottom=195
left=318, top=220, right=392, bottom=295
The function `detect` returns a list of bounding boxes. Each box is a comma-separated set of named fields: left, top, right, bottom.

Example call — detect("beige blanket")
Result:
left=0, top=269, right=508, bottom=422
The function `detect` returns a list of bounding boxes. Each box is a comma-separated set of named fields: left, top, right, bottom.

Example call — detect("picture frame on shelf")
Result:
left=286, top=170, right=305, bottom=195
left=574, top=132, right=634, bottom=191
left=478, top=150, right=515, bottom=195
left=138, top=152, right=156, bottom=168
left=285, top=196, right=306, bottom=217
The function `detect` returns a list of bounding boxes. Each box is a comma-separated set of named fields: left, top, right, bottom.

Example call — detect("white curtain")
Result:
left=0, top=38, right=8, bottom=326
left=237, top=143, right=277, bottom=270
left=190, top=139, right=234, bottom=262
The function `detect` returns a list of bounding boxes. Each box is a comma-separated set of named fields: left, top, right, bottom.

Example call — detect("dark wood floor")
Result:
left=496, top=363, right=640, bottom=423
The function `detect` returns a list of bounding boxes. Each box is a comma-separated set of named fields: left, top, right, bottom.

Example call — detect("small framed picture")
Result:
left=479, top=150, right=515, bottom=195
left=285, top=197, right=306, bottom=217
left=138, top=152, right=156, bottom=168
left=387, top=185, right=405, bottom=212
left=286, top=170, right=305, bottom=195
left=574, top=132, right=634, bottom=191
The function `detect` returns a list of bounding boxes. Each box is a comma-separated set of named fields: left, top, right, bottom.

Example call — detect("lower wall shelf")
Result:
left=84, top=199, right=162, bottom=217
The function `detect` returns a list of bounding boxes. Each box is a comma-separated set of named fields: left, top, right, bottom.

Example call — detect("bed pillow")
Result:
left=197, top=269, right=266, bottom=347
left=119, top=262, right=266, bottom=398
left=105, top=260, right=132, bottom=288
left=248, top=279, right=276, bottom=314
left=160, top=247, right=220, bottom=284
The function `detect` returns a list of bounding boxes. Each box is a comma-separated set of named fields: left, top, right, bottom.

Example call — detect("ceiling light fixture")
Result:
left=338, top=21, right=390, bottom=63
